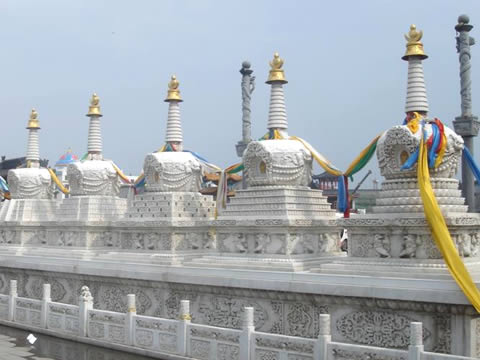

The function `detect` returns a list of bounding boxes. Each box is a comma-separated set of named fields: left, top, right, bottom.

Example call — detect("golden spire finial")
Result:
left=165, top=75, right=183, bottom=102
left=27, top=108, right=40, bottom=129
left=87, top=92, right=102, bottom=117
left=402, top=24, right=428, bottom=60
left=266, top=52, right=287, bottom=84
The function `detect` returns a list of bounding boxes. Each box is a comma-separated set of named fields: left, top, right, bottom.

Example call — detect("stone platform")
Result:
left=220, top=187, right=335, bottom=218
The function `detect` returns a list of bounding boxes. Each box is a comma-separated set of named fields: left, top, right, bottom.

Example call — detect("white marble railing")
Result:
left=0, top=280, right=475, bottom=360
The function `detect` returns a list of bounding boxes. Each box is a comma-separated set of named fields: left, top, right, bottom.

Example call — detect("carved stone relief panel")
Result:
left=335, top=310, right=431, bottom=349
left=0, top=230, right=16, bottom=245
left=0, top=267, right=457, bottom=353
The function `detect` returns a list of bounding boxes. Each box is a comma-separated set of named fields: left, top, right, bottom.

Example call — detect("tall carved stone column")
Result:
left=236, top=61, right=255, bottom=157
left=236, top=61, right=255, bottom=189
left=453, top=15, right=480, bottom=212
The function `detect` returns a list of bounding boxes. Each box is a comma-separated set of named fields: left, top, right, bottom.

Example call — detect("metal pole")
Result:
left=453, top=15, right=480, bottom=212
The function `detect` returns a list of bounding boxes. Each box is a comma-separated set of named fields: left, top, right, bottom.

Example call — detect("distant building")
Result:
left=312, top=171, right=380, bottom=213
left=53, top=149, right=79, bottom=199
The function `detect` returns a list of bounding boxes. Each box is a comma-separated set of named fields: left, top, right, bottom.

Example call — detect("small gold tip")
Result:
left=87, top=92, right=102, bottom=117
left=165, top=75, right=183, bottom=102
left=403, top=24, right=428, bottom=60
left=266, top=52, right=287, bottom=84
left=26, top=108, right=40, bottom=129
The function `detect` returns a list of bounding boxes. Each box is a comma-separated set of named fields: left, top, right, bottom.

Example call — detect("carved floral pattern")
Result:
left=336, top=311, right=431, bottom=348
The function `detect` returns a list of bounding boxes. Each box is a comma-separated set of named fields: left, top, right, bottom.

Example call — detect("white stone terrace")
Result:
left=0, top=280, right=474, bottom=360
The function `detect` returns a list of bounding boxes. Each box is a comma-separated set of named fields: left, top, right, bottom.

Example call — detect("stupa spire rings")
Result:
left=25, top=108, right=41, bottom=167
left=165, top=75, right=183, bottom=102
left=403, top=24, right=428, bottom=60
left=266, top=52, right=288, bottom=84
left=26, top=108, right=40, bottom=129
left=86, top=93, right=103, bottom=157
left=403, top=24, right=429, bottom=114
left=164, top=75, right=183, bottom=146
left=87, top=93, right=102, bottom=117
left=266, top=52, right=288, bottom=133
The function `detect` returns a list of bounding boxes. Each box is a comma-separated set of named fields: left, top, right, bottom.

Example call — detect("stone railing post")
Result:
left=240, top=307, right=254, bottom=360
left=408, top=322, right=424, bottom=360
left=126, top=294, right=136, bottom=346
left=8, top=280, right=17, bottom=321
left=314, top=314, right=332, bottom=360
left=41, top=283, right=51, bottom=328
left=78, top=286, right=93, bottom=337
left=177, top=299, right=191, bottom=356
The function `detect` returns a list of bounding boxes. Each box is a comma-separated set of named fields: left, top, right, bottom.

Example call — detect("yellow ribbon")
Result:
left=111, top=163, right=132, bottom=184
left=289, top=136, right=343, bottom=176
left=418, top=130, right=480, bottom=312
left=48, top=168, right=70, bottom=194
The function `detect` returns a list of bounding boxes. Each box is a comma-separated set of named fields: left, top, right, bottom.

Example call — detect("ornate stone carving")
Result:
left=190, top=328, right=240, bottom=343
left=373, top=234, right=390, bottom=258
left=99, top=286, right=152, bottom=314
left=108, top=324, right=125, bottom=343
left=244, top=140, right=312, bottom=187
left=218, top=343, right=240, bottom=360
left=159, top=333, right=177, bottom=352
left=190, top=339, right=210, bottom=360
left=29, top=278, right=67, bottom=302
left=7, top=168, right=53, bottom=199
left=255, top=337, right=314, bottom=353
left=331, top=348, right=406, bottom=360
left=286, top=303, right=313, bottom=337
left=57, top=231, right=78, bottom=247
left=256, top=349, right=279, bottom=360
left=432, top=314, right=451, bottom=354
left=80, top=286, right=93, bottom=302
left=143, top=152, right=202, bottom=192
left=135, top=329, right=153, bottom=347
left=0, top=230, right=16, bottom=245
left=67, top=160, right=120, bottom=196
left=28, top=230, right=46, bottom=245
left=376, top=125, right=463, bottom=180
left=336, top=311, right=431, bottom=348
left=198, top=297, right=267, bottom=329
left=399, top=234, right=417, bottom=258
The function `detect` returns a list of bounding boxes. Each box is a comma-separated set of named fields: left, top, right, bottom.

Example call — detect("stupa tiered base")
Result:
left=57, top=196, right=128, bottom=222
left=0, top=199, right=57, bottom=222
left=372, top=178, right=468, bottom=214
left=126, top=192, right=215, bottom=220
left=220, top=186, right=335, bottom=218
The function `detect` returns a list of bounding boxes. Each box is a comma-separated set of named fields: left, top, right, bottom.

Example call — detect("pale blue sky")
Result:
left=1, top=0, right=479, bottom=186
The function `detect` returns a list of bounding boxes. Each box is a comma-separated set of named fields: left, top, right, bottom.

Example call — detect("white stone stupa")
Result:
left=126, top=76, right=215, bottom=221
left=206, top=53, right=341, bottom=270
left=222, top=53, right=336, bottom=220
left=340, top=25, right=475, bottom=262
left=0, top=109, right=57, bottom=222
left=58, top=94, right=127, bottom=223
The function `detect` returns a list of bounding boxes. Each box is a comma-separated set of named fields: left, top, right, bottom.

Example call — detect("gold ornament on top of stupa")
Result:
left=87, top=93, right=102, bottom=117
left=402, top=24, right=428, bottom=60
left=26, top=108, right=40, bottom=129
left=165, top=75, right=183, bottom=102
left=266, top=52, right=288, bottom=84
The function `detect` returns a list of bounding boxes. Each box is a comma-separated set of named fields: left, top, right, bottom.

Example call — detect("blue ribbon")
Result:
left=337, top=176, right=348, bottom=212
left=463, top=146, right=480, bottom=184
left=428, top=124, right=440, bottom=168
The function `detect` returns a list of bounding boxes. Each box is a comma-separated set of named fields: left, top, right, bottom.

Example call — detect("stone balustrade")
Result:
left=0, top=280, right=473, bottom=360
